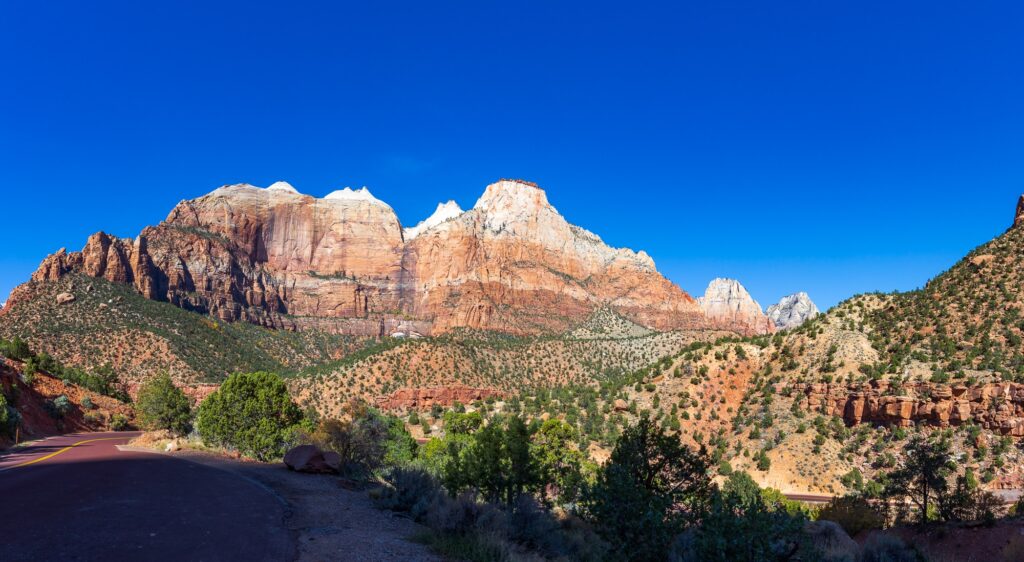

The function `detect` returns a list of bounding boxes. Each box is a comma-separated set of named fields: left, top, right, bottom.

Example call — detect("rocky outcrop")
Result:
left=377, top=385, right=503, bottom=411
left=697, top=278, right=774, bottom=335
left=25, top=179, right=715, bottom=336
left=804, top=380, right=1024, bottom=436
left=403, top=200, right=463, bottom=239
left=766, top=292, right=819, bottom=330
left=284, top=445, right=341, bottom=474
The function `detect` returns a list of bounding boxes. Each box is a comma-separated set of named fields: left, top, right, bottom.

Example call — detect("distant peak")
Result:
left=267, top=181, right=299, bottom=194
left=1014, top=194, right=1024, bottom=228
left=766, top=292, right=819, bottom=330
left=404, top=200, right=464, bottom=239
left=474, top=179, right=551, bottom=212
left=323, top=186, right=392, bottom=209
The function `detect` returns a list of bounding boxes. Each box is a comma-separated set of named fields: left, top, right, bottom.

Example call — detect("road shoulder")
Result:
left=120, top=446, right=440, bottom=562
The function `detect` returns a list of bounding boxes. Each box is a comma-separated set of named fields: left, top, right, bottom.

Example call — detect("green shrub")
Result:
left=110, top=413, right=130, bottom=431
left=196, top=371, right=303, bottom=461
left=586, top=416, right=713, bottom=561
left=817, top=495, right=884, bottom=537
left=0, top=337, right=32, bottom=361
left=136, top=374, right=192, bottom=436
left=302, top=401, right=415, bottom=478
left=81, top=396, right=95, bottom=410
left=49, top=395, right=72, bottom=418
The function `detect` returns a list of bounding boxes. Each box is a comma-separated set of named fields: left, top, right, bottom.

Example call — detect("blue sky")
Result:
left=2, top=1, right=1022, bottom=310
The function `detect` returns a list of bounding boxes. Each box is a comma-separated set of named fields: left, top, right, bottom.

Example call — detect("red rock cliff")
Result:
left=26, top=179, right=749, bottom=336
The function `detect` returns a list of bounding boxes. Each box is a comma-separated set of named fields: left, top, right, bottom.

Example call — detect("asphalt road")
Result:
left=0, top=432, right=294, bottom=561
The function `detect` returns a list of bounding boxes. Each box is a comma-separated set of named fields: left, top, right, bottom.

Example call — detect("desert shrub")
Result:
left=586, top=416, right=713, bottom=561
left=674, top=472, right=812, bottom=562
left=938, top=473, right=1004, bottom=524
left=81, top=396, right=95, bottom=410
left=49, top=395, right=72, bottom=418
left=304, top=401, right=414, bottom=478
left=109, top=413, right=130, bottom=431
left=377, top=466, right=445, bottom=519
left=21, top=357, right=38, bottom=384
left=83, top=411, right=103, bottom=426
left=196, top=371, right=304, bottom=461
left=818, top=495, right=885, bottom=537
left=801, top=520, right=858, bottom=562
left=0, top=337, right=32, bottom=361
left=859, top=533, right=922, bottom=562
left=135, top=374, right=192, bottom=436
left=0, top=393, right=15, bottom=436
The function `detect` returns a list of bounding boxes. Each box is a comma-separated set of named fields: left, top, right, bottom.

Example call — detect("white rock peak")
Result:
left=404, top=200, right=464, bottom=240
left=766, top=292, right=820, bottom=330
left=697, top=278, right=764, bottom=316
left=323, top=187, right=392, bottom=209
left=266, top=181, right=299, bottom=194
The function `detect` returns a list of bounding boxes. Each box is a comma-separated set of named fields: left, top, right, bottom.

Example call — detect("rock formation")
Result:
left=696, top=278, right=774, bottom=335
left=766, top=292, right=819, bottom=330
left=22, top=179, right=734, bottom=336
left=403, top=200, right=463, bottom=239
left=804, top=380, right=1024, bottom=436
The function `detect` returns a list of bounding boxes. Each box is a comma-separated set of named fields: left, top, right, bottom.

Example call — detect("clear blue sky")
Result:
left=2, top=1, right=1022, bottom=310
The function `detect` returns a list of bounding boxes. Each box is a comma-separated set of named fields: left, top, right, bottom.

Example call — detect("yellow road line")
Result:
left=5, top=437, right=125, bottom=469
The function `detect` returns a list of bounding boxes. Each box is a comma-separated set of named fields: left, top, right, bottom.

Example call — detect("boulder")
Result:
left=284, top=445, right=338, bottom=474
left=55, top=292, right=76, bottom=305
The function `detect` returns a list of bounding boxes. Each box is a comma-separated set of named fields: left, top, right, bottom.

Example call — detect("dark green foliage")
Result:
left=109, top=413, right=130, bottom=431
left=817, top=495, right=885, bottom=537
left=445, top=415, right=539, bottom=506
left=196, top=371, right=304, bottom=461
left=883, top=436, right=954, bottom=525
left=0, top=337, right=32, bottom=361
left=301, top=401, right=415, bottom=478
left=530, top=419, right=587, bottom=506
left=0, top=392, right=16, bottom=436
left=136, top=374, right=192, bottom=435
left=586, top=416, right=713, bottom=561
left=443, top=411, right=483, bottom=435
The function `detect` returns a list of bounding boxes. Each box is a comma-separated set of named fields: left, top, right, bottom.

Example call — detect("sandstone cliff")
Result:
left=805, top=380, right=1024, bottom=436
left=766, top=292, right=819, bottom=330
left=23, top=179, right=726, bottom=336
left=696, top=278, right=774, bottom=335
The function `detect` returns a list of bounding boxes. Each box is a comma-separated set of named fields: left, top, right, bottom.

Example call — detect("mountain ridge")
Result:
left=18, top=178, right=773, bottom=337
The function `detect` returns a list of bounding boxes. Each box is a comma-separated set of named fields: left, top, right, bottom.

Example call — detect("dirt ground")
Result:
left=122, top=446, right=440, bottom=562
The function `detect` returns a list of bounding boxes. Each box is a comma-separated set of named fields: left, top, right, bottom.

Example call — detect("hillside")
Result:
left=289, top=310, right=734, bottom=417
left=0, top=275, right=357, bottom=384
left=0, top=358, right=134, bottom=447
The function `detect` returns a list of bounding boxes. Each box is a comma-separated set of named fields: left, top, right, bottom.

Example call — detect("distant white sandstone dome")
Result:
left=323, top=187, right=392, bottom=209
left=266, top=181, right=299, bottom=194
left=404, top=200, right=464, bottom=239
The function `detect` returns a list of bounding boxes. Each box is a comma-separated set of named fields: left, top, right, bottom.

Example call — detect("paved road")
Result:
left=0, top=432, right=294, bottom=561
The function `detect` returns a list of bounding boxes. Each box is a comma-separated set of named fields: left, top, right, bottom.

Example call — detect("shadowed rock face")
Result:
left=26, top=179, right=733, bottom=336
left=767, top=292, right=819, bottom=330
left=696, top=278, right=775, bottom=335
